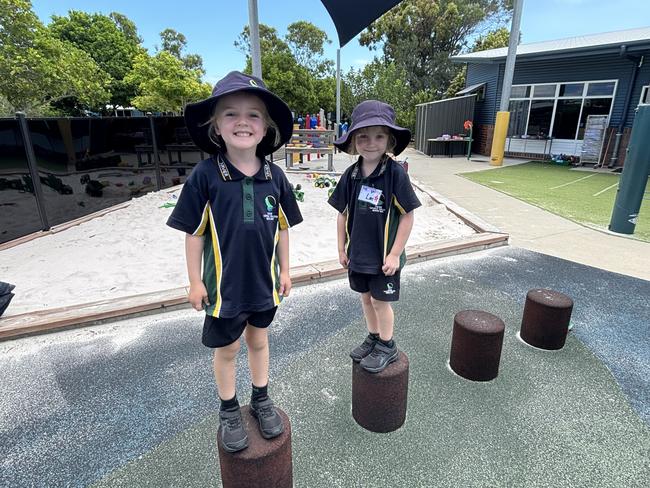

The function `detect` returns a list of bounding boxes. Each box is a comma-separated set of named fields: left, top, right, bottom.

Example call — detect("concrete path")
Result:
left=2, top=248, right=648, bottom=487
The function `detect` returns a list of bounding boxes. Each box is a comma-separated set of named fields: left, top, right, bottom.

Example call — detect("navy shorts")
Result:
left=202, top=307, right=277, bottom=348
left=348, top=270, right=400, bottom=302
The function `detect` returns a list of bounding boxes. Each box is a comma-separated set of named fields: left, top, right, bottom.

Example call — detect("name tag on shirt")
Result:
left=358, top=185, right=382, bottom=206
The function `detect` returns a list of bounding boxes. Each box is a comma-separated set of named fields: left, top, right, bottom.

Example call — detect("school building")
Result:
left=451, top=26, right=650, bottom=166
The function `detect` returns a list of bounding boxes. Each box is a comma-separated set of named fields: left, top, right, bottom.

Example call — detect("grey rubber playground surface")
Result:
left=1, top=247, right=649, bottom=487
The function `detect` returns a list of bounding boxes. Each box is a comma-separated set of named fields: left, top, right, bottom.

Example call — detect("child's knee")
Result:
left=214, top=340, right=240, bottom=360
left=370, top=297, right=391, bottom=310
left=244, top=326, right=269, bottom=352
left=360, top=292, right=373, bottom=306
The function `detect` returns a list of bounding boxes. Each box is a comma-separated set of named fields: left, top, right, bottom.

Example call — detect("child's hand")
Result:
left=188, top=281, right=209, bottom=311
left=338, top=250, right=349, bottom=268
left=382, top=254, right=399, bottom=276
left=279, top=271, right=292, bottom=297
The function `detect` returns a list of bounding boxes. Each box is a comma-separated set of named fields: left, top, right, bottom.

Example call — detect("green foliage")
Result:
left=158, top=28, right=205, bottom=75
left=285, top=21, right=333, bottom=76
left=126, top=51, right=211, bottom=113
left=359, top=0, right=511, bottom=95
left=0, top=0, right=110, bottom=115
left=235, top=24, right=290, bottom=57
left=48, top=10, right=143, bottom=107
left=244, top=51, right=317, bottom=113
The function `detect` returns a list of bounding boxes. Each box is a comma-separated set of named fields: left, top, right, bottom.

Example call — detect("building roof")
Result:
left=451, top=26, right=650, bottom=63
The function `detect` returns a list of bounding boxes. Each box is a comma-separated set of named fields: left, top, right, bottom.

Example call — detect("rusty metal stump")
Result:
left=352, top=350, right=409, bottom=433
left=217, top=406, right=292, bottom=488
left=520, top=289, right=574, bottom=350
left=449, top=310, right=505, bottom=381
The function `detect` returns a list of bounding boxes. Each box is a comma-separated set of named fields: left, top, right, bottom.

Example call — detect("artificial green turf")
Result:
left=460, top=161, right=650, bottom=242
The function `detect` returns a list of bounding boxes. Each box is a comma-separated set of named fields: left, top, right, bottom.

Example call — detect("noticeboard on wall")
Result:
left=580, top=115, right=609, bottom=165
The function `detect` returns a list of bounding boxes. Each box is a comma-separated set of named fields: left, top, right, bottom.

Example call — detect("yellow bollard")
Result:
left=292, top=123, right=300, bottom=164
left=490, top=111, right=510, bottom=167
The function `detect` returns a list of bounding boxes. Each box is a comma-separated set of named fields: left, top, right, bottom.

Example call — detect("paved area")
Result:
left=2, top=248, right=648, bottom=487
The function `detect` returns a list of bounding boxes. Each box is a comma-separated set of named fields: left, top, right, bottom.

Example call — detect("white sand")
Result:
left=0, top=172, right=475, bottom=316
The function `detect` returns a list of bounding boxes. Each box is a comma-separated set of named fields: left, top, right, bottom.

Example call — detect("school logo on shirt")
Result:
left=264, top=195, right=278, bottom=221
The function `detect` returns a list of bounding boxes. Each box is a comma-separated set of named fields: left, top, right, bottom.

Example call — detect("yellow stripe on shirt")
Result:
left=278, top=204, right=289, bottom=230
left=393, top=195, right=406, bottom=215
left=270, top=224, right=281, bottom=305
left=193, top=203, right=210, bottom=235
left=208, top=207, right=223, bottom=317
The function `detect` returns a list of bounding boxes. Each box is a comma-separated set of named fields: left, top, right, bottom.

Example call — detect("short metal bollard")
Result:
left=352, top=351, right=409, bottom=433
left=520, top=289, right=573, bottom=350
left=217, top=406, right=292, bottom=488
left=449, top=310, right=505, bottom=381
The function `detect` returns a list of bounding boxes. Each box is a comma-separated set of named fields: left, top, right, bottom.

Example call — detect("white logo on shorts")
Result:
left=383, top=283, right=396, bottom=295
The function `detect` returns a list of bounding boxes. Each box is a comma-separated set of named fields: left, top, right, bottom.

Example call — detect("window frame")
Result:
left=508, top=79, right=618, bottom=140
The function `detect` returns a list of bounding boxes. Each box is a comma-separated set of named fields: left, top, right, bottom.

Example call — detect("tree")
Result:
left=125, top=51, right=211, bottom=113
left=0, top=0, right=110, bottom=115
left=234, top=24, right=290, bottom=57
left=244, top=51, right=317, bottom=113
left=444, top=27, right=510, bottom=98
left=286, top=21, right=333, bottom=76
left=158, top=28, right=205, bottom=75
left=359, top=0, right=512, bottom=95
left=48, top=10, right=143, bottom=107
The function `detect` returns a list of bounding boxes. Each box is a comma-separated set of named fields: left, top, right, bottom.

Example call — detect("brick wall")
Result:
left=473, top=124, right=494, bottom=156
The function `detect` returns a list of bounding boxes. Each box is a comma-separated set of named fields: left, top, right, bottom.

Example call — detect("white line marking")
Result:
left=549, top=173, right=596, bottom=189
left=593, top=183, right=618, bottom=197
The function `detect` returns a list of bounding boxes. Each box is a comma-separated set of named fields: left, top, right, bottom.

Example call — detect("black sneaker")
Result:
left=250, top=398, right=284, bottom=439
left=360, top=341, right=398, bottom=373
left=350, top=334, right=379, bottom=362
left=218, top=407, right=248, bottom=453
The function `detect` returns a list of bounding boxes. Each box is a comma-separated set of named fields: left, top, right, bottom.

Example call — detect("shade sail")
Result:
left=320, top=0, right=404, bottom=47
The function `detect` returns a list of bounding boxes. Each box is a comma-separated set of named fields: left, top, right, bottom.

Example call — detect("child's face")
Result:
left=354, top=126, right=390, bottom=163
left=214, top=93, right=268, bottom=153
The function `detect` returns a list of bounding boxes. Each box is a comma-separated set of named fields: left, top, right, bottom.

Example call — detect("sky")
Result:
left=31, top=0, right=650, bottom=86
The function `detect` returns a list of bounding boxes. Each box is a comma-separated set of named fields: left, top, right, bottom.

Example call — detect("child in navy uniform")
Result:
left=167, top=71, right=302, bottom=452
left=328, top=100, right=421, bottom=373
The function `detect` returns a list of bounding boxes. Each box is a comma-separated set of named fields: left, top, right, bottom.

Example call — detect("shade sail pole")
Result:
left=336, top=48, right=341, bottom=132
left=490, top=0, right=524, bottom=166
left=248, top=0, right=262, bottom=78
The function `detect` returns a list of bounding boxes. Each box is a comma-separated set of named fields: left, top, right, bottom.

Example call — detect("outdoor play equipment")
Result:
left=217, top=406, right=293, bottom=488
left=609, top=104, right=650, bottom=235
left=519, top=289, right=574, bottom=351
left=352, top=351, right=409, bottom=432
left=449, top=310, right=505, bottom=381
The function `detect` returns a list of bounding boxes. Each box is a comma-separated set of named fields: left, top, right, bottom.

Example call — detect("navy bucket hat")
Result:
left=183, top=71, right=293, bottom=156
left=334, top=100, right=411, bottom=156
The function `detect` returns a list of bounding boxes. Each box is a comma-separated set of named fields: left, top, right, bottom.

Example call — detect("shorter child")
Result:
left=328, top=100, right=421, bottom=373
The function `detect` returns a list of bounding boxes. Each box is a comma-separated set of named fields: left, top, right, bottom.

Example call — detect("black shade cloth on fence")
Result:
left=320, top=0, right=404, bottom=47
left=0, top=281, right=15, bottom=317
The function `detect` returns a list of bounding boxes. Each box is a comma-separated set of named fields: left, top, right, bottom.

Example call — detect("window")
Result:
left=641, top=85, right=650, bottom=105
left=587, top=81, right=615, bottom=97
left=533, top=84, right=556, bottom=98
left=511, top=85, right=530, bottom=98
left=553, top=99, right=582, bottom=139
left=508, top=79, right=616, bottom=140
left=559, top=83, right=584, bottom=97
left=508, top=100, right=529, bottom=136
left=527, top=100, right=554, bottom=137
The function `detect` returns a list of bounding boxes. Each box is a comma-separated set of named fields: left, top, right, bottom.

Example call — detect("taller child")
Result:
left=328, top=100, right=421, bottom=373
left=167, top=72, right=302, bottom=453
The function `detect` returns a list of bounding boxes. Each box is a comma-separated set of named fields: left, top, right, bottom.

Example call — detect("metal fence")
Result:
left=0, top=114, right=206, bottom=245
left=414, top=95, right=476, bottom=154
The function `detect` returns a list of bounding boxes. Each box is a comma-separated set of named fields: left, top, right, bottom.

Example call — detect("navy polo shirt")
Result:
left=167, top=153, right=303, bottom=318
left=328, top=157, right=421, bottom=274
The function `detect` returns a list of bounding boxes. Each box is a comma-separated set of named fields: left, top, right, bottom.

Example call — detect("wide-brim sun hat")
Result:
left=183, top=71, right=293, bottom=156
left=334, top=100, right=411, bottom=156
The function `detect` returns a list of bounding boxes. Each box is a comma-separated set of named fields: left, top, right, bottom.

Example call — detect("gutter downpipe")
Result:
left=609, top=45, right=643, bottom=168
